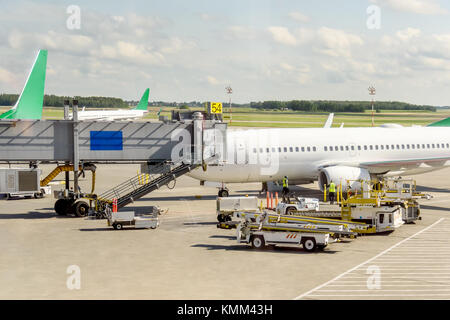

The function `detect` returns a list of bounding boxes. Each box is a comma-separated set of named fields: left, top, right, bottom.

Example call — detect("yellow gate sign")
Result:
left=207, top=102, right=223, bottom=114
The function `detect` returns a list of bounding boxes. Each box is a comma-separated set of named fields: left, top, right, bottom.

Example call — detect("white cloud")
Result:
left=225, top=26, right=257, bottom=40
left=206, top=75, right=219, bottom=85
left=0, top=67, right=17, bottom=84
left=267, top=26, right=297, bottom=46
left=316, top=27, right=363, bottom=58
left=288, top=11, right=310, bottom=23
left=396, top=27, right=421, bottom=41
left=372, top=0, right=448, bottom=15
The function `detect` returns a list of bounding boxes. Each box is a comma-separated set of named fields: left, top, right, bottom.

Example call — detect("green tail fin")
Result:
left=427, top=117, right=450, bottom=127
left=134, top=88, right=149, bottom=111
left=0, top=50, right=47, bottom=120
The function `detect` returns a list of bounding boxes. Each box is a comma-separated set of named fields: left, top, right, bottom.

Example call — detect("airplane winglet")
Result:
left=323, top=113, right=334, bottom=128
left=0, top=49, right=47, bottom=120
left=134, top=88, right=149, bottom=111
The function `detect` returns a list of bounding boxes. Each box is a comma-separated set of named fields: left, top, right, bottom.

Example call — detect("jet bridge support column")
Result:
left=72, top=101, right=80, bottom=195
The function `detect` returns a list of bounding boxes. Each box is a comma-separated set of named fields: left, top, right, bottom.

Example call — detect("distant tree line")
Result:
left=0, top=94, right=129, bottom=109
left=0, top=93, right=437, bottom=112
left=249, top=100, right=436, bottom=112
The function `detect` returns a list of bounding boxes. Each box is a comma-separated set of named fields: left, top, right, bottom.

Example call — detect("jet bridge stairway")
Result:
left=92, top=161, right=200, bottom=217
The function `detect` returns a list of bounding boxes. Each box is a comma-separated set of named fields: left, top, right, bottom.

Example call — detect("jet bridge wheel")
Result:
left=73, top=201, right=89, bottom=217
left=218, top=189, right=229, bottom=197
left=54, top=199, right=70, bottom=215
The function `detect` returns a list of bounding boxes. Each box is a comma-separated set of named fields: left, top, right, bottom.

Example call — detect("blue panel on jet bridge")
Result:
left=90, top=131, right=123, bottom=150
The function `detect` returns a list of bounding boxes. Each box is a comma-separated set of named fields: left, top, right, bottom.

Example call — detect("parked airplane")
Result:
left=0, top=50, right=47, bottom=120
left=71, top=88, right=150, bottom=121
left=187, top=119, right=450, bottom=196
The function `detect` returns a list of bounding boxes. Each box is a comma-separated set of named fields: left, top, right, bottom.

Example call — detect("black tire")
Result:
left=73, top=201, right=89, bottom=217
left=251, top=235, right=265, bottom=249
left=225, top=215, right=232, bottom=222
left=115, top=223, right=123, bottom=230
left=286, top=207, right=296, bottom=215
left=303, top=237, right=317, bottom=252
left=218, top=189, right=229, bottom=197
left=54, top=199, right=69, bottom=215
left=112, top=223, right=118, bottom=230
left=217, top=214, right=226, bottom=222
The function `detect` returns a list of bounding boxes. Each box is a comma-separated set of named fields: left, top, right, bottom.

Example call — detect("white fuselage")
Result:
left=187, top=126, right=450, bottom=183
left=71, top=109, right=147, bottom=121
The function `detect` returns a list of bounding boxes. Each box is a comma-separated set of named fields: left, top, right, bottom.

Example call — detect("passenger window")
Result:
left=432, top=144, right=435, bottom=148
left=422, top=144, right=425, bottom=149
left=313, top=146, right=317, bottom=152
left=375, top=145, right=379, bottom=150
left=442, top=144, right=445, bottom=148
left=272, top=147, right=276, bottom=152
left=386, top=145, right=389, bottom=150
left=380, top=145, right=384, bottom=150
left=345, top=146, right=349, bottom=151
left=340, top=146, right=344, bottom=151
left=412, top=144, right=415, bottom=149
left=396, top=145, right=400, bottom=149
left=406, top=144, right=410, bottom=149
left=266, top=148, right=270, bottom=153
left=391, top=145, right=394, bottom=149
left=329, top=146, right=333, bottom=151
left=401, top=145, right=405, bottom=149
left=351, top=146, right=355, bottom=151
left=447, top=143, right=449, bottom=148
left=259, top=148, right=263, bottom=153
left=289, top=147, right=293, bottom=152
left=416, top=144, right=420, bottom=149
left=301, top=147, right=305, bottom=152
left=335, top=146, right=338, bottom=151
left=284, top=147, right=287, bottom=152
left=278, top=147, right=282, bottom=152
left=253, top=148, right=257, bottom=153
left=379, top=214, right=384, bottom=224
left=358, top=146, right=361, bottom=150
left=364, top=145, right=368, bottom=150
left=324, top=146, right=328, bottom=151
left=389, top=214, right=392, bottom=223
left=295, top=147, right=299, bottom=152
left=307, top=147, right=311, bottom=152
left=369, top=145, right=373, bottom=150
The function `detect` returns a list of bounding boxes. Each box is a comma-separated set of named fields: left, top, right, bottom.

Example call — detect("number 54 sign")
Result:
left=207, top=102, right=222, bottom=114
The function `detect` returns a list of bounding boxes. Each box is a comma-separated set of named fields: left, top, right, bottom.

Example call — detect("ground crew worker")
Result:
left=282, top=176, right=289, bottom=201
left=329, top=181, right=336, bottom=204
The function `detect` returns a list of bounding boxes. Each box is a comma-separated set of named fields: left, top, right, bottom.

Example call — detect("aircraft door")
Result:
left=235, top=138, right=248, bottom=165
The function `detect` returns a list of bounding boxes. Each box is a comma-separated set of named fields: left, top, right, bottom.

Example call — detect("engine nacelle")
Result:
left=318, top=166, right=370, bottom=191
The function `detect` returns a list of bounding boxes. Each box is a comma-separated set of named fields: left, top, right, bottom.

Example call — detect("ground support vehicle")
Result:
left=235, top=212, right=356, bottom=252
left=107, top=210, right=159, bottom=230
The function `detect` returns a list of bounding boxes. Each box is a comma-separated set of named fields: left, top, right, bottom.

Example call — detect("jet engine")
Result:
left=318, top=166, right=370, bottom=191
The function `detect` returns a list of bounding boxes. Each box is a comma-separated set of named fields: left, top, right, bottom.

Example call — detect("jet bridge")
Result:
left=0, top=112, right=227, bottom=216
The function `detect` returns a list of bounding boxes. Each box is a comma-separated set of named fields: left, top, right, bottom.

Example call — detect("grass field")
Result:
left=1, top=106, right=449, bottom=128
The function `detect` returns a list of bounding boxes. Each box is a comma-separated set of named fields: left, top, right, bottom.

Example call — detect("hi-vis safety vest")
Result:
left=329, top=182, right=336, bottom=193
left=283, top=178, right=288, bottom=188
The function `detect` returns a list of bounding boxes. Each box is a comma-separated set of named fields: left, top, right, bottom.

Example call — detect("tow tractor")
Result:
left=236, top=212, right=356, bottom=252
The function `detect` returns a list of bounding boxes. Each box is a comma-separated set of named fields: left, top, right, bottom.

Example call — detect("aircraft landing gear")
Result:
left=218, top=189, right=229, bottom=197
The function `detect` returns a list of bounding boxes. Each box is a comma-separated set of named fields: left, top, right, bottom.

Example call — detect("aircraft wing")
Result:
left=323, top=113, right=334, bottom=128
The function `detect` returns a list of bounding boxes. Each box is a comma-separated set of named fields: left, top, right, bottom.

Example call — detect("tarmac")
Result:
left=0, top=164, right=449, bottom=299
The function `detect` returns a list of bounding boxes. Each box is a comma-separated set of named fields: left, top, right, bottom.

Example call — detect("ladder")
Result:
left=94, top=161, right=199, bottom=213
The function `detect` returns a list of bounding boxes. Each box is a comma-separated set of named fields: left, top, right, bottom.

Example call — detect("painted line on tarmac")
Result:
left=294, top=217, right=445, bottom=300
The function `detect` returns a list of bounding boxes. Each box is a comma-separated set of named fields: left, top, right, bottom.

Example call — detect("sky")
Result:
left=1, top=0, right=450, bottom=105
